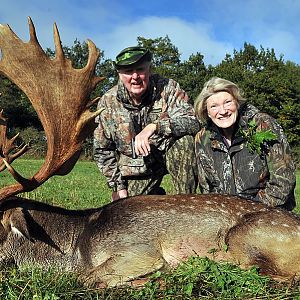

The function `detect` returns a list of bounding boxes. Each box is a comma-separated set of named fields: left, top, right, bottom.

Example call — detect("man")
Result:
left=94, top=46, right=200, bottom=201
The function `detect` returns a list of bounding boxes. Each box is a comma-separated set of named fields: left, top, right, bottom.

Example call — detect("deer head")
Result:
left=0, top=17, right=105, bottom=200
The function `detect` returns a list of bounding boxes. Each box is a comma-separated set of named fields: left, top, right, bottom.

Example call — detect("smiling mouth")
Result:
left=219, top=115, right=231, bottom=120
left=131, top=82, right=142, bottom=87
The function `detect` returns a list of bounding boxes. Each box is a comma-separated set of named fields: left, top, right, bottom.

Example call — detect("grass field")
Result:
left=0, top=159, right=300, bottom=299
left=1, top=158, right=299, bottom=211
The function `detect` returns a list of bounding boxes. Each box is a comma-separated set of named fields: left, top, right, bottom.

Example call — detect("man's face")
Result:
left=118, top=61, right=151, bottom=103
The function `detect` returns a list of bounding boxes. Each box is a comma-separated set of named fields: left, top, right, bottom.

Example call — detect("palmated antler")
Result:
left=0, top=110, right=29, bottom=172
left=0, top=17, right=105, bottom=200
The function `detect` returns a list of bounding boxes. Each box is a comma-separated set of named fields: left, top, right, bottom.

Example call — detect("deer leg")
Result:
left=79, top=245, right=166, bottom=287
left=226, top=210, right=300, bottom=278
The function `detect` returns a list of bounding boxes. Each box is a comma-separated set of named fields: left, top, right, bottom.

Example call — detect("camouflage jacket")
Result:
left=195, top=103, right=296, bottom=209
left=94, top=74, right=200, bottom=191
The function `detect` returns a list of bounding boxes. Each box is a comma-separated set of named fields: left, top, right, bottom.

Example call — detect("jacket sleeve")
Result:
left=194, top=130, right=223, bottom=194
left=156, top=79, right=200, bottom=137
left=93, top=102, right=127, bottom=192
left=256, top=114, right=296, bottom=208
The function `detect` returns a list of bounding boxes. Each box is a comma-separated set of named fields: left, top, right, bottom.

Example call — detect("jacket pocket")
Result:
left=119, top=153, right=150, bottom=177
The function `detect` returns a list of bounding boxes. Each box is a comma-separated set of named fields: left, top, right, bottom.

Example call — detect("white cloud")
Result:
left=1, top=0, right=300, bottom=66
left=253, top=29, right=298, bottom=62
left=95, top=16, right=233, bottom=65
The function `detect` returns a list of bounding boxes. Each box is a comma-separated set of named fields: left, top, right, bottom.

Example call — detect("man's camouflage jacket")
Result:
left=94, top=74, right=200, bottom=191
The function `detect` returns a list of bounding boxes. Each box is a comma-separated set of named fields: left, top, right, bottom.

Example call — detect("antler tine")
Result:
left=6, top=142, right=29, bottom=163
left=6, top=132, right=19, bottom=150
left=87, top=96, right=101, bottom=108
left=0, top=18, right=105, bottom=200
left=53, top=22, right=65, bottom=61
left=85, top=40, right=99, bottom=71
left=86, top=40, right=106, bottom=88
left=0, top=109, right=6, bottom=124
left=28, top=16, right=38, bottom=44
left=0, top=111, right=29, bottom=172
left=1, top=158, right=29, bottom=185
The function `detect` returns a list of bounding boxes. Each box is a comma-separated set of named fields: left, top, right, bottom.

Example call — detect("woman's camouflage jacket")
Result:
left=195, top=103, right=296, bottom=210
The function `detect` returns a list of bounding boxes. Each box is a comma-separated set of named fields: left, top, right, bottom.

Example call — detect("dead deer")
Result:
left=0, top=17, right=300, bottom=288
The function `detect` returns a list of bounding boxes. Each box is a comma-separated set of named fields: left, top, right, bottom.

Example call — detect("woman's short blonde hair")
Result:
left=194, top=77, right=246, bottom=123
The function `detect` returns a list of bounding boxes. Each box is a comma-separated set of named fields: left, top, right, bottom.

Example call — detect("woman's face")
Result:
left=118, top=61, right=151, bottom=103
left=206, top=91, right=238, bottom=129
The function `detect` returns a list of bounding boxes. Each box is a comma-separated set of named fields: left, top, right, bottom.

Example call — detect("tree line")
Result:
left=0, top=36, right=299, bottom=165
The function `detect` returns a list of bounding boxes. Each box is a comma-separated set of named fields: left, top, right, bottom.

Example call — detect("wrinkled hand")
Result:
left=134, top=123, right=157, bottom=156
left=112, top=189, right=128, bottom=201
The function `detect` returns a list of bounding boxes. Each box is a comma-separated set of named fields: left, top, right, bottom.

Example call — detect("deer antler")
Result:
left=0, top=110, right=29, bottom=172
left=0, top=17, right=105, bottom=200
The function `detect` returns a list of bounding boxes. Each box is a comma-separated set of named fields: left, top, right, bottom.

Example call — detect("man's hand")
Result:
left=134, top=123, right=157, bottom=156
left=112, top=189, right=128, bottom=201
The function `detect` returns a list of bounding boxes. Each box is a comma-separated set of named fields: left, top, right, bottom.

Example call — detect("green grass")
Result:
left=1, top=158, right=299, bottom=211
left=0, top=159, right=110, bottom=209
left=0, top=257, right=299, bottom=299
left=0, top=159, right=300, bottom=299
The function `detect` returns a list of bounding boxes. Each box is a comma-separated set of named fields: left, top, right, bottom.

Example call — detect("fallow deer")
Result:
left=0, top=17, right=299, bottom=287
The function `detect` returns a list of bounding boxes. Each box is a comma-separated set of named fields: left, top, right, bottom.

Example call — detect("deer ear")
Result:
left=8, top=208, right=33, bottom=241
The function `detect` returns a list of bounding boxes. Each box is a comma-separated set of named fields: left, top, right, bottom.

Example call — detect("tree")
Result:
left=212, top=43, right=300, bottom=156
left=0, top=74, right=41, bottom=130
left=1, top=37, right=299, bottom=161
left=137, top=36, right=182, bottom=79
left=177, top=52, right=207, bottom=103
left=136, top=36, right=208, bottom=104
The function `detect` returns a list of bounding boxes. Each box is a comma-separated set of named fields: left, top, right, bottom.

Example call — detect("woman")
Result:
left=194, top=77, right=296, bottom=210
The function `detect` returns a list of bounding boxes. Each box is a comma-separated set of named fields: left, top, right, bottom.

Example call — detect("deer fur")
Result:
left=0, top=194, right=300, bottom=287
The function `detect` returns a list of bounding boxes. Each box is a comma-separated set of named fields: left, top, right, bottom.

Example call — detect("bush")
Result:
left=15, top=127, right=47, bottom=158
left=12, top=127, right=94, bottom=161
left=292, top=146, right=300, bottom=169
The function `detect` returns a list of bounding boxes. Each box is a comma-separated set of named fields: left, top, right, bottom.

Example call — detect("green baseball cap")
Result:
left=114, top=46, right=152, bottom=69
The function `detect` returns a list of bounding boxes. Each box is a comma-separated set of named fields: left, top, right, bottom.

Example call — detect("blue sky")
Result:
left=1, top=0, right=300, bottom=66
